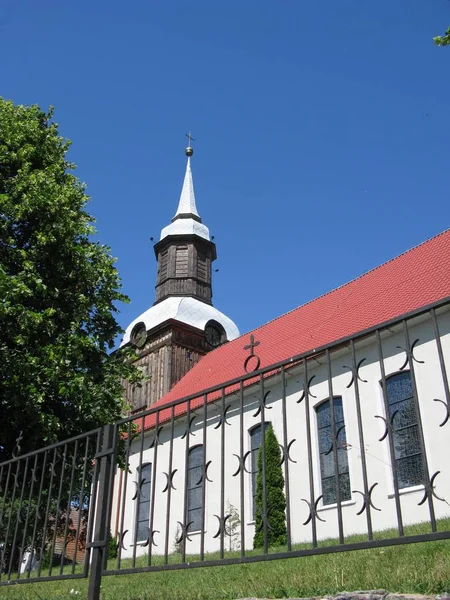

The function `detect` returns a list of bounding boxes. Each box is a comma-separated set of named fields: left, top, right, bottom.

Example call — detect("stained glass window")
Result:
left=187, top=445, right=204, bottom=532
left=385, top=371, right=423, bottom=489
left=136, top=463, right=151, bottom=542
left=250, top=422, right=270, bottom=519
left=316, top=397, right=351, bottom=506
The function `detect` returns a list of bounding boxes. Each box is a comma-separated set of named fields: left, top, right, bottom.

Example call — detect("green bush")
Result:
left=108, top=531, right=118, bottom=560
left=253, top=423, right=287, bottom=548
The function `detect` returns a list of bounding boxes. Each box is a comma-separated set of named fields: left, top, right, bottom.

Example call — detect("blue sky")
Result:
left=1, top=1, right=449, bottom=340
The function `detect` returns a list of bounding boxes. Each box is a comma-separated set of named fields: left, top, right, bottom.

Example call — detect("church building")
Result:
left=111, top=141, right=450, bottom=562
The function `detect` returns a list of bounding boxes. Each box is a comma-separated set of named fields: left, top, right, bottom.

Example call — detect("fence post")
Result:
left=87, top=425, right=115, bottom=600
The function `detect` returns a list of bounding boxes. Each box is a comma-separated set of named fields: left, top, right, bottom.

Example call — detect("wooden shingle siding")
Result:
left=175, top=246, right=189, bottom=277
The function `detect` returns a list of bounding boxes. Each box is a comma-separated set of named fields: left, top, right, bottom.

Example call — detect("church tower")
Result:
left=154, top=141, right=216, bottom=305
left=121, top=138, right=239, bottom=413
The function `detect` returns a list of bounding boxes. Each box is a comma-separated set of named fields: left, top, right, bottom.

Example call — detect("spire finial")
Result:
left=185, top=131, right=194, bottom=157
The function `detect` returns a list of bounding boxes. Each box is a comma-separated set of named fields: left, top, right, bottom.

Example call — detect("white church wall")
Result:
left=112, top=308, right=450, bottom=560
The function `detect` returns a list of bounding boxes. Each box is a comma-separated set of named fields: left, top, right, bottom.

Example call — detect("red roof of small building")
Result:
left=143, top=229, right=450, bottom=429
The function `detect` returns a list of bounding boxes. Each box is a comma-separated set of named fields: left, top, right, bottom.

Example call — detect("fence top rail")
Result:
left=115, top=295, right=450, bottom=427
left=0, top=426, right=102, bottom=468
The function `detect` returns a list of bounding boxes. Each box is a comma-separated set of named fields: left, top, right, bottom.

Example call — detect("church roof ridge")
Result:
left=143, top=226, right=450, bottom=423
left=240, top=227, right=450, bottom=339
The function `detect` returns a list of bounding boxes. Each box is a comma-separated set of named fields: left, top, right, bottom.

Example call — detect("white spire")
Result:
left=174, top=157, right=200, bottom=218
left=159, top=150, right=210, bottom=241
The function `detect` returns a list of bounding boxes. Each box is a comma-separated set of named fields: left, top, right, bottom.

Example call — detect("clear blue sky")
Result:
left=1, top=1, right=449, bottom=340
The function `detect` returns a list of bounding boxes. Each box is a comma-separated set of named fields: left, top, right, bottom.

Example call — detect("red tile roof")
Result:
left=143, top=229, right=450, bottom=429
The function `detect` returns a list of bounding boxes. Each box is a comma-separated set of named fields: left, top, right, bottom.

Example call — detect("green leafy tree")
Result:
left=253, top=424, right=287, bottom=549
left=434, top=26, right=450, bottom=46
left=0, top=98, right=140, bottom=460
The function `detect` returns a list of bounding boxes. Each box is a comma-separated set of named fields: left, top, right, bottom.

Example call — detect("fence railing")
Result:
left=1, top=297, right=450, bottom=599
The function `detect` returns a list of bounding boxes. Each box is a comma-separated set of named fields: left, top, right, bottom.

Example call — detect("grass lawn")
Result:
left=1, top=522, right=450, bottom=600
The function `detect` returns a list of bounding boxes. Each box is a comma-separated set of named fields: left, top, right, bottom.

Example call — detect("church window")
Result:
left=135, top=463, right=152, bottom=543
left=175, top=246, right=189, bottom=277
left=249, top=422, right=270, bottom=519
left=316, top=397, right=351, bottom=506
left=187, top=445, right=204, bottom=532
left=385, top=371, right=423, bottom=488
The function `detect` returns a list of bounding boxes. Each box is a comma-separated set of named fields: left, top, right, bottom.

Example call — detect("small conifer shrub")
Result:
left=253, top=423, right=287, bottom=548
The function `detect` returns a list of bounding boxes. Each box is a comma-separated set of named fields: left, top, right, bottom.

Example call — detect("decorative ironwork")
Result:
left=12, top=431, right=23, bottom=458
left=278, top=440, right=297, bottom=466
left=244, top=334, right=261, bottom=373
left=353, top=483, right=381, bottom=515
left=195, top=460, right=212, bottom=485
left=254, top=504, right=274, bottom=533
left=433, top=398, right=450, bottom=427
left=297, top=375, right=317, bottom=403
left=214, top=403, right=232, bottom=429
left=48, top=457, right=58, bottom=477
left=148, top=528, right=160, bottom=547
left=118, top=529, right=129, bottom=551
left=30, top=464, right=39, bottom=484
left=162, top=469, right=177, bottom=492
left=302, top=496, right=326, bottom=525
left=181, top=415, right=197, bottom=439
left=127, top=431, right=140, bottom=454
left=149, top=425, right=164, bottom=448
left=397, top=338, right=424, bottom=371
left=176, top=521, right=194, bottom=543
left=213, top=513, right=232, bottom=538
left=343, top=358, right=367, bottom=388
left=232, top=451, right=252, bottom=476
left=418, top=471, right=445, bottom=506
left=131, top=476, right=148, bottom=500
left=324, top=425, right=345, bottom=455
left=253, top=390, right=272, bottom=418
left=375, top=410, right=398, bottom=442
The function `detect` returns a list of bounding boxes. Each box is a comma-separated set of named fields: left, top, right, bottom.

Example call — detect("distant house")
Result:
left=53, top=507, right=86, bottom=565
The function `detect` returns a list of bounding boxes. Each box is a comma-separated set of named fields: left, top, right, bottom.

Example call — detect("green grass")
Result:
left=1, top=521, right=450, bottom=600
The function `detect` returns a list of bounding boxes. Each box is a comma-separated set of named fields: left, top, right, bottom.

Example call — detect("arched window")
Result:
left=136, top=463, right=152, bottom=542
left=316, top=397, right=351, bottom=506
left=187, top=445, right=204, bottom=532
left=249, top=422, right=270, bottom=518
left=385, top=371, right=423, bottom=489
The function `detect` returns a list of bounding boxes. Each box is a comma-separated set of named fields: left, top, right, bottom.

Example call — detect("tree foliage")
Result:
left=253, top=424, right=287, bottom=549
left=0, top=98, right=139, bottom=459
left=434, top=26, right=450, bottom=47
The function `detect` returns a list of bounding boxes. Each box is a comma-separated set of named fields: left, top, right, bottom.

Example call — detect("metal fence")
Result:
left=1, top=297, right=450, bottom=600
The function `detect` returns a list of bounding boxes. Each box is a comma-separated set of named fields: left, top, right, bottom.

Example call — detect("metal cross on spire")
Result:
left=185, top=131, right=195, bottom=146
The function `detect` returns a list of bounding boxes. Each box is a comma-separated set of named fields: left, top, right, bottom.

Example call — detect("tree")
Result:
left=253, top=424, right=287, bottom=549
left=434, top=26, right=450, bottom=46
left=0, top=98, right=140, bottom=460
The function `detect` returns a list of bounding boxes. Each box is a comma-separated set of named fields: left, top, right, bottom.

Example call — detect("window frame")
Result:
left=382, top=370, right=424, bottom=490
left=187, top=444, right=204, bottom=534
left=135, top=462, right=152, bottom=544
left=248, top=422, right=271, bottom=520
left=314, top=396, right=351, bottom=507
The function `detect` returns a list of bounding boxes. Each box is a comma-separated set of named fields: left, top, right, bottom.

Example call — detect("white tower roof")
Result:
left=174, top=157, right=199, bottom=217
left=121, top=297, right=240, bottom=346
left=160, top=156, right=210, bottom=241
